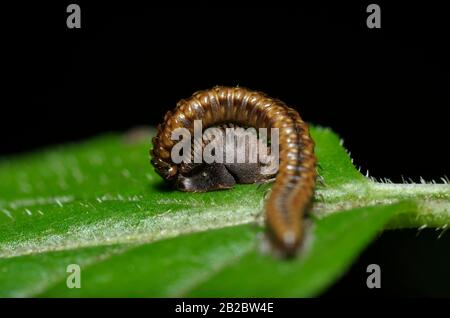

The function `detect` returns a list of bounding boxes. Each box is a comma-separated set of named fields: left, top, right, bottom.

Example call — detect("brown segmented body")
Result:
left=151, top=86, right=316, bottom=257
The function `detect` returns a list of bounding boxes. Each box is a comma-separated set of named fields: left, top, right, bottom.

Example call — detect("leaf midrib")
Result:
left=1, top=180, right=448, bottom=259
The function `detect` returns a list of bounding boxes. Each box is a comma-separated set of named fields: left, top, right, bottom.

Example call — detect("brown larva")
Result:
left=151, top=86, right=317, bottom=257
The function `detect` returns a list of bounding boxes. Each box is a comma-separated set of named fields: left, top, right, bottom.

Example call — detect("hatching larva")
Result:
left=151, top=86, right=317, bottom=257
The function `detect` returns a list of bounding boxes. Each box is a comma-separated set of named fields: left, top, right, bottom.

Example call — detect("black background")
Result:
left=4, top=2, right=450, bottom=296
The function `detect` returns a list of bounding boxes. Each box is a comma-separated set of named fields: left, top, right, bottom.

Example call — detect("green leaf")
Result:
left=0, top=127, right=448, bottom=297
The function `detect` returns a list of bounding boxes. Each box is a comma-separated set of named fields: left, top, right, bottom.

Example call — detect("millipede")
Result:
left=151, top=86, right=317, bottom=258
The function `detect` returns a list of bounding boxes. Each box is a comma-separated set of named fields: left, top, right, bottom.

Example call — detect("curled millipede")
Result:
left=151, top=86, right=316, bottom=257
